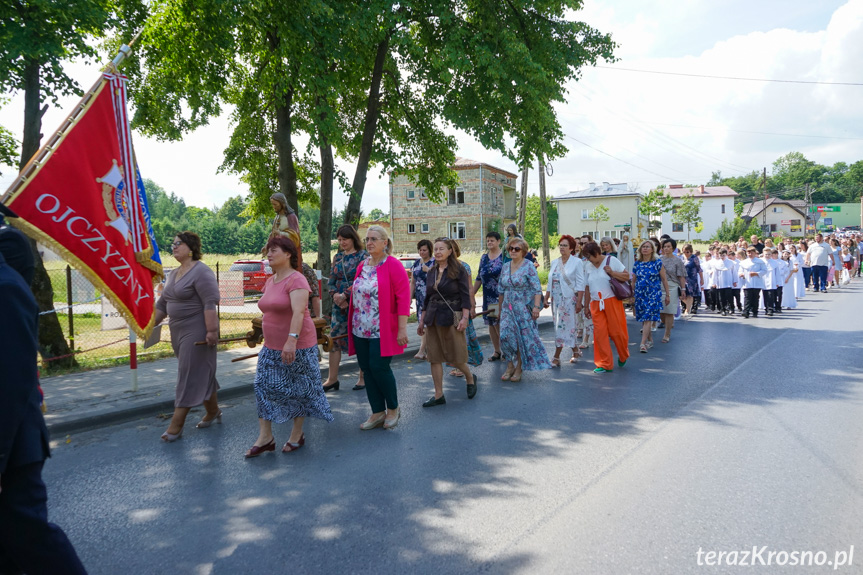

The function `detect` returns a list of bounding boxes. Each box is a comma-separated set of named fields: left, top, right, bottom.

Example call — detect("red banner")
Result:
left=2, top=75, right=160, bottom=337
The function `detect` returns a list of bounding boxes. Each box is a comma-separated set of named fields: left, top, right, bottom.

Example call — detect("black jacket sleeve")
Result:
left=0, top=263, right=49, bottom=474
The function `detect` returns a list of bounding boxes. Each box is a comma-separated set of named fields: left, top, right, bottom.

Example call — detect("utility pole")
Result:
left=537, top=156, right=550, bottom=269
left=804, top=183, right=812, bottom=235
left=760, top=167, right=767, bottom=235
left=518, top=165, right=528, bottom=235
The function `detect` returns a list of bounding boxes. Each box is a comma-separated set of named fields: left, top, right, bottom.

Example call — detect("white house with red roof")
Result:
left=657, top=184, right=738, bottom=240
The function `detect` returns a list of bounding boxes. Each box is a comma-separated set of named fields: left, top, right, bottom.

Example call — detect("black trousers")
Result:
left=710, top=288, right=734, bottom=311
left=774, top=286, right=783, bottom=311
left=744, top=288, right=761, bottom=316
left=762, top=289, right=776, bottom=314
left=733, top=289, right=742, bottom=309
left=0, top=461, right=87, bottom=575
left=704, top=288, right=716, bottom=310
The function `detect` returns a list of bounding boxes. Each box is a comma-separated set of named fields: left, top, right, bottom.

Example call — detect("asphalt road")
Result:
left=43, top=286, right=863, bottom=574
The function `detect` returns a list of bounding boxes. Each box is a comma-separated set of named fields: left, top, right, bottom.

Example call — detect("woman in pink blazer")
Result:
left=347, top=225, right=411, bottom=430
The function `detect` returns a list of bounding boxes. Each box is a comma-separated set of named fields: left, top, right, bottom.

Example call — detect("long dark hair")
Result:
left=434, top=238, right=462, bottom=279
left=336, top=224, right=362, bottom=252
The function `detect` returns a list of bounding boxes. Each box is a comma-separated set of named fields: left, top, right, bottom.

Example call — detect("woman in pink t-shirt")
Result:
left=245, top=236, right=333, bottom=458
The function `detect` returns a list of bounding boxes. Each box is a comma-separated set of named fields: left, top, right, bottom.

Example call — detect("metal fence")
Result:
left=42, top=262, right=264, bottom=370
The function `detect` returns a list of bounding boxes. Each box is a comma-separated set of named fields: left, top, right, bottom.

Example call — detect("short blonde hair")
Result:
left=506, top=236, right=529, bottom=255
left=635, top=240, right=658, bottom=262
left=366, top=225, right=393, bottom=254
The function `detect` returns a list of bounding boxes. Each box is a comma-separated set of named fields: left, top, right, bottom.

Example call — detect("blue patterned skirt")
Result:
left=254, top=346, right=334, bottom=423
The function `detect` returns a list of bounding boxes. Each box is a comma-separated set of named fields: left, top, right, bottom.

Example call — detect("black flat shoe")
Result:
left=323, top=380, right=339, bottom=392
left=352, top=383, right=365, bottom=391
left=466, top=374, right=478, bottom=399
left=422, top=395, right=446, bottom=407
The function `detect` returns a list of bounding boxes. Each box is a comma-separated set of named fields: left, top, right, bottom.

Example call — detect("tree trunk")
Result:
left=20, top=58, right=77, bottom=370
left=344, top=36, right=389, bottom=228
left=538, top=157, right=550, bottom=269
left=318, top=138, right=334, bottom=318
left=273, top=89, right=299, bottom=213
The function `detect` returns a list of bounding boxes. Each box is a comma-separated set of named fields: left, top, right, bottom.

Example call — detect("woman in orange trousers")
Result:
left=581, top=242, right=630, bottom=373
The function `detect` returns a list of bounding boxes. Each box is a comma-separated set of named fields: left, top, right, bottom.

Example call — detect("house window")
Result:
left=672, top=223, right=684, bottom=232
left=672, top=205, right=680, bottom=214
left=721, top=204, right=726, bottom=214
left=581, top=209, right=589, bottom=220
left=772, top=207, right=782, bottom=213
left=790, top=219, right=801, bottom=226
left=419, top=190, right=428, bottom=200
left=449, top=222, right=466, bottom=240
left=421, top=223, right=429, bottom=234
left=407, top=224, right=416, bottom=234
left=407, top=189, right=415, bottom=200
left=769, top=224, right=777, bottom=232
left=448, top=187, right=465, bottom=205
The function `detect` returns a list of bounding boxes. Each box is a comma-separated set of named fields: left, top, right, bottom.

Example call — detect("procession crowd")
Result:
left=147, top=194, right=862, bottom=459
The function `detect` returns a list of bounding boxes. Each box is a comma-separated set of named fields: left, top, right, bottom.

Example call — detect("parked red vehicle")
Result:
left=230, top=260, right=273, bottom=295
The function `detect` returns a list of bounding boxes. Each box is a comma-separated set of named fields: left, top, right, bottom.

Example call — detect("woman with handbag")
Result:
left=498, top=238, right=552, bottom=381
left=418, top=238, right=477, bottom=407
left=543, top=235, right=584, bottom=366
left=582, top=241, right=630, bottom=373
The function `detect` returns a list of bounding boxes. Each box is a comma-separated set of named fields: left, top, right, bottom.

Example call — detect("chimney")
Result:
left=589, top=182, right=596, bottom=189
left=699, top=185, right=705, bottom=194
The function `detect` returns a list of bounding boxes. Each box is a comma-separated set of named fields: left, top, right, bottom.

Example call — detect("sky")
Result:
left=1, top=0, right=862, bottom=214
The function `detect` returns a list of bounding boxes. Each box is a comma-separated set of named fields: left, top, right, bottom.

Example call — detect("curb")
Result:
left=47, top=317, right=554, bottom=435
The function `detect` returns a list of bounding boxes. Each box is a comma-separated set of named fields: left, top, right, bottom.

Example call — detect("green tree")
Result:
left=639, top=188, right=673, bottom=230
left=364, top=208, right=389, bottom=223
left=672, top=194, right=703, bottom=241
left=144, top=178, right=187, bottom=221
left=218, top=195, right=248, bottom=226
left=588, top=204, right=609, bottom=236
left=0, top=0, right=141, bottom=369
left=523, top=195, right=558, bottom=250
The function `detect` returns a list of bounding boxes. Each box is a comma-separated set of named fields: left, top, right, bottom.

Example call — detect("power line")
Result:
left=624, top=120, right=863, bottom=142
left=564, top=134, right=685, bottom=183
left=595, top=65, right=863, bottom=86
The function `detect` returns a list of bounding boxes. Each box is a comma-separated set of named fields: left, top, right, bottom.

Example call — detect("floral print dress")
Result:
left=351, top=257, right=382, bottom=339
left=633, top=259, right=663, bottom=322
left=684, top=254, right=702, bottom=297
left=476, top=252, right=503, bottom=326
left=549, top=266, right=577, bottom=348
left=328, top=249, right=367, bottom=351
left=461, top=261, right=484, bottom=367
left=411, top=257, right=431, bottom=322
left=499, top=260, right=552, bottom=371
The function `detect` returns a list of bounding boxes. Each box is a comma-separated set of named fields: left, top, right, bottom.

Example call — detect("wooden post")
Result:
left=538, top=157, right=550, bottom=269
left=66, top=265, right=74, bottom=351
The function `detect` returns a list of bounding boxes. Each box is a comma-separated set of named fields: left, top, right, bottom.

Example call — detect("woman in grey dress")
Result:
left=154, top=232, right=221, bottom=441
left=659, top=238, right=686, bottom=344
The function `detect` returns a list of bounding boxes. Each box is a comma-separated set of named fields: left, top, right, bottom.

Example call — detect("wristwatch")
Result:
left=288, top=332, right=300, bottom=339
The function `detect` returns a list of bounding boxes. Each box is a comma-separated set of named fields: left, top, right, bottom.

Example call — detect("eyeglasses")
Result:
left=364, top=237, right=381, bottom=243
left=171, top=241, right=184, bottom=247
left=508, top=246, right=522, bottom=252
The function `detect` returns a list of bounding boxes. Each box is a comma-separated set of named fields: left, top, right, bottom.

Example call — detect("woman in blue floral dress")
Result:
left=498, top=238, right=552, bottom=381
left=631, top=240, right=669, bottom=353
left=682, top=244, right=703, bottom=316
left=410, top=239, right=433, bottom=359
left=472, top=232, right=504, bottom=361
left=324, top=225, right=368, bottom=392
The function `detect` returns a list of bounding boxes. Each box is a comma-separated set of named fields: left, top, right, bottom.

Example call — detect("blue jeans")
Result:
left=802, top=267, right=812, bottom=288
left=812, top=265, right=828, bottom=291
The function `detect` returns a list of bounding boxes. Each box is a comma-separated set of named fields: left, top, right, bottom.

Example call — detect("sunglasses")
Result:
left=171, top=241, right=184, bottom=247
left=508, top=246, right=522, bottom=252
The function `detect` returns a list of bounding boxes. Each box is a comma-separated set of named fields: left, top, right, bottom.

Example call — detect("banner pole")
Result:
left=129, top=328, right=138, bottom=391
